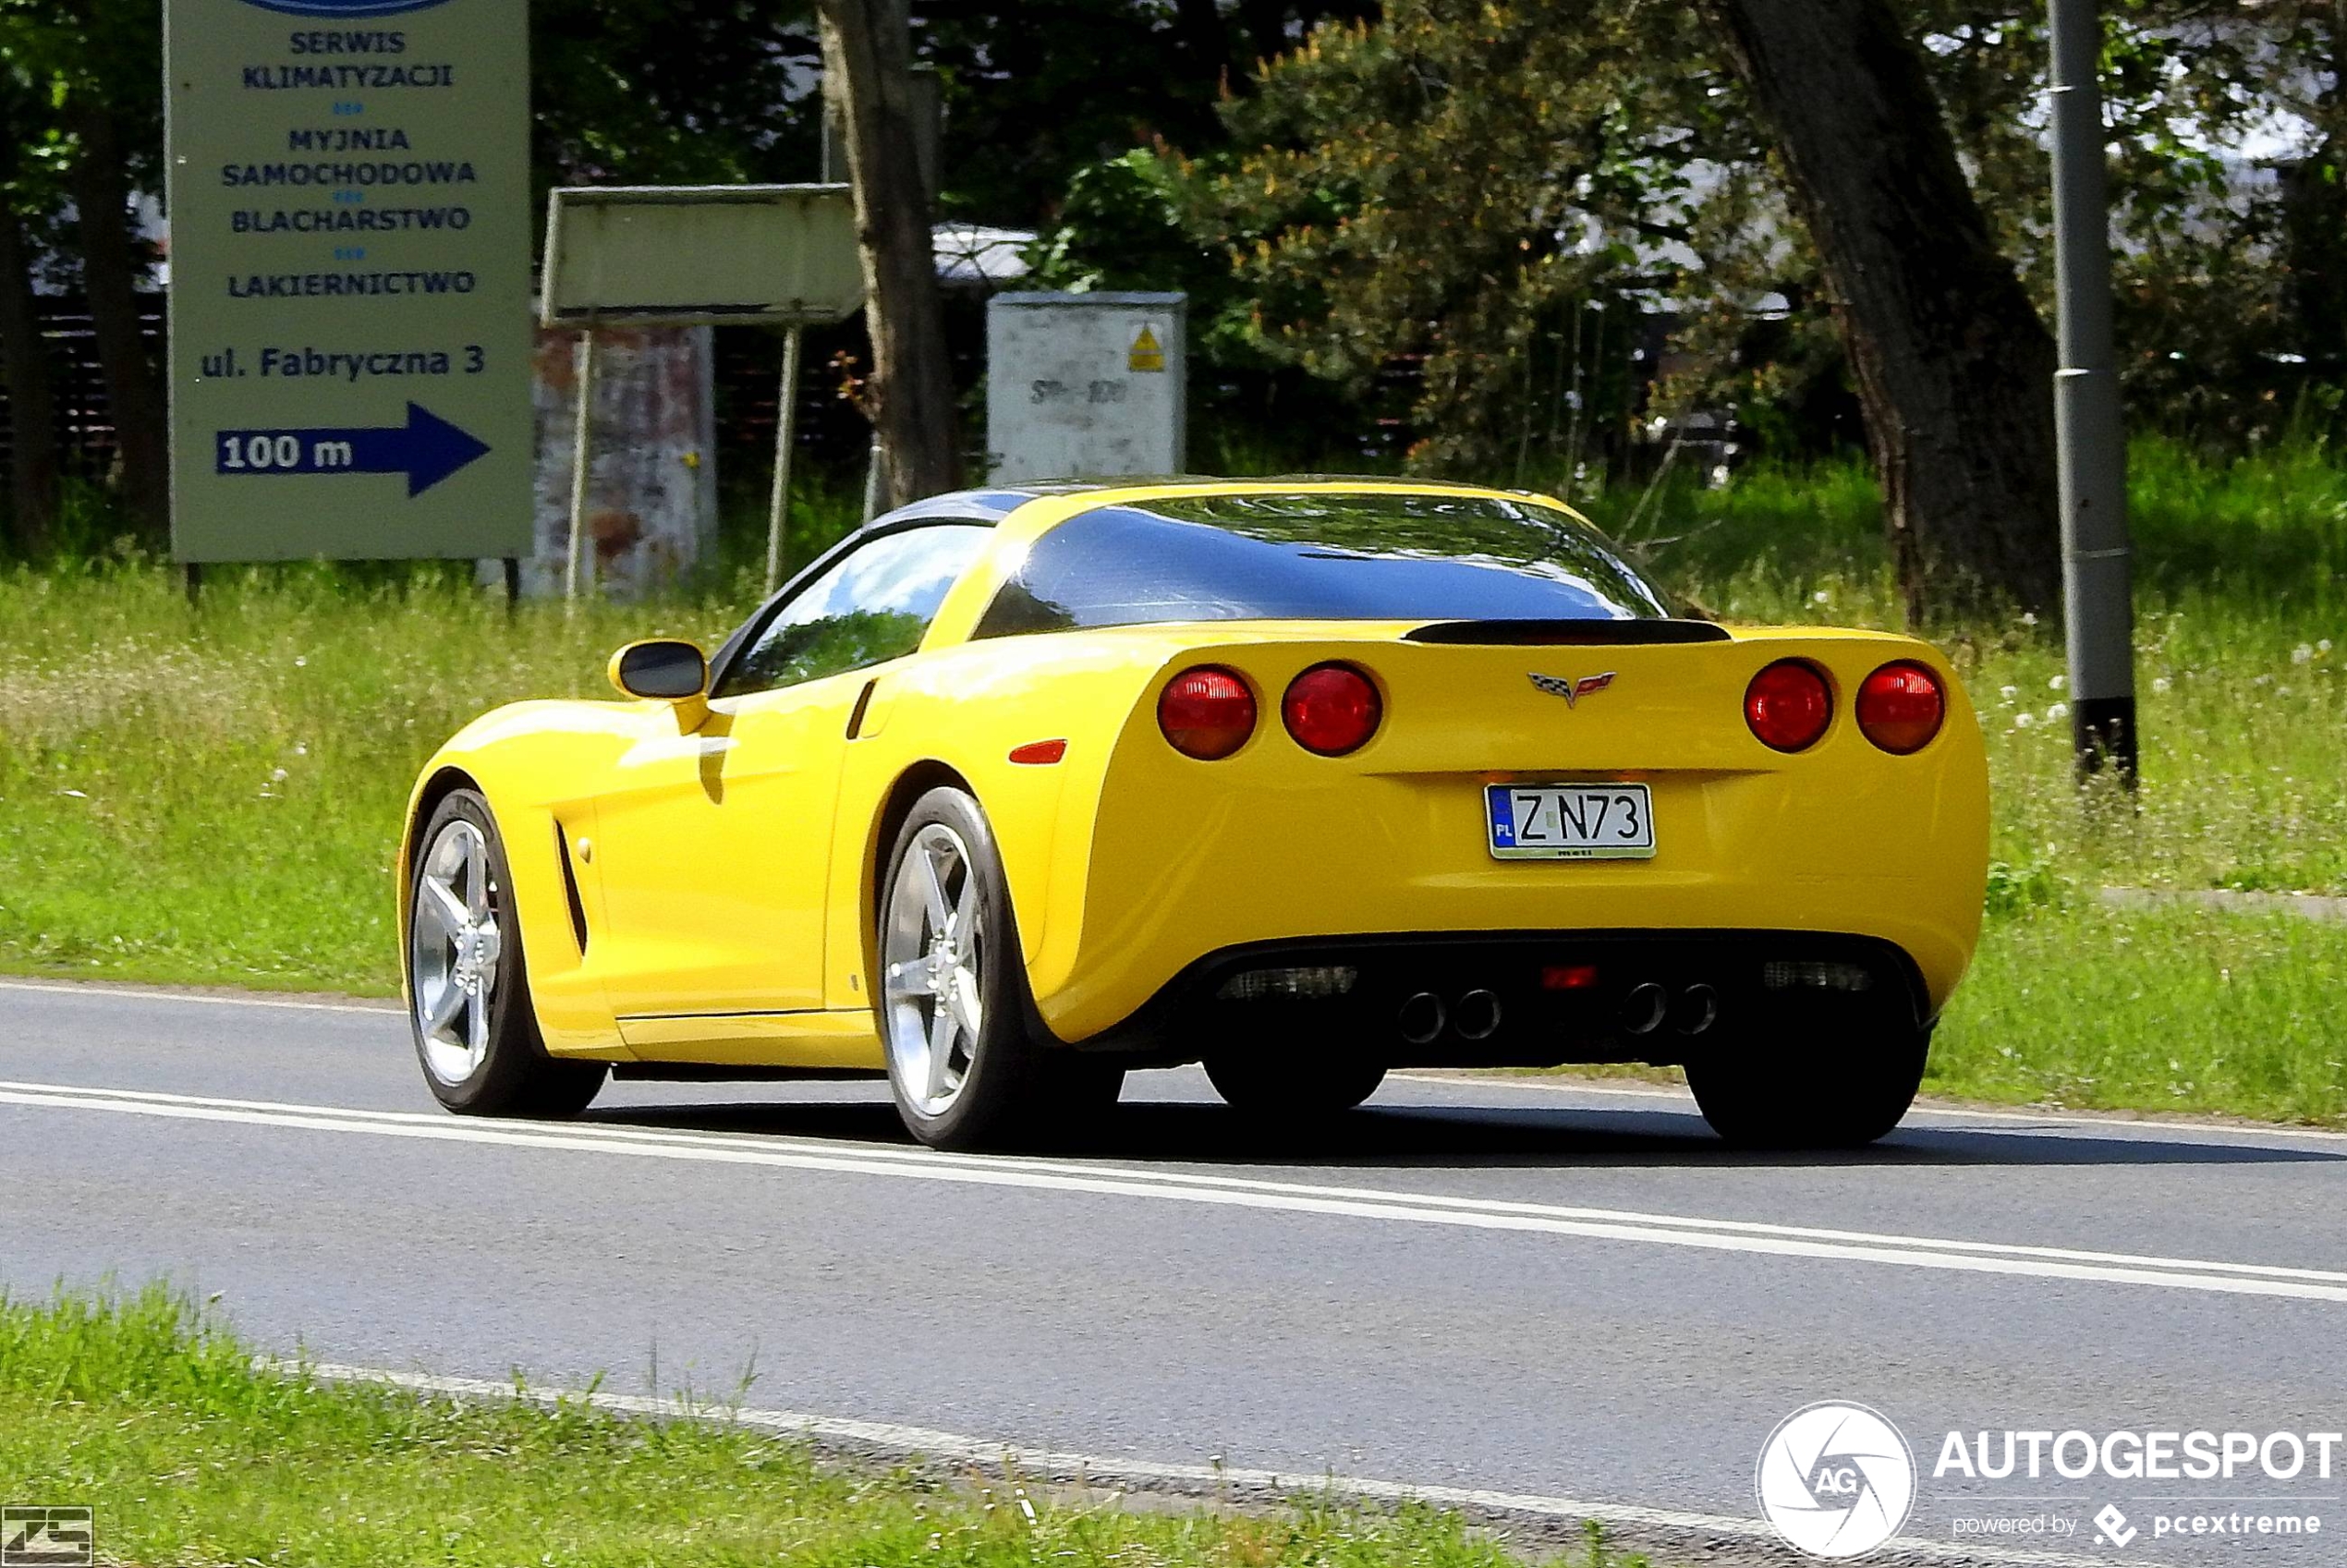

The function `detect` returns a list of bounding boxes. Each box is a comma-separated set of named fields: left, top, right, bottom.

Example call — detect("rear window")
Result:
left=969, top=492, right=1669, bottom=638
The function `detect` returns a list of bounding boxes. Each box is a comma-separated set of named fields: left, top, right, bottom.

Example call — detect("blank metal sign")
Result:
left=540, top=186, right=862, bottom=328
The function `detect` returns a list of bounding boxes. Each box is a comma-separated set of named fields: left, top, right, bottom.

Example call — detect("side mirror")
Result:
left=609, top=639, right=709, bottom=701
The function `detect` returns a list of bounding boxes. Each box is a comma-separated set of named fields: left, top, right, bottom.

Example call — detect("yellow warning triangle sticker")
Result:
left=1128, top=325, right=1165, bottom=372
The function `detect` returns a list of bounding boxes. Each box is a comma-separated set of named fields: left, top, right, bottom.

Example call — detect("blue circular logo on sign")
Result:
left=238, top=0, right=453, bottom=16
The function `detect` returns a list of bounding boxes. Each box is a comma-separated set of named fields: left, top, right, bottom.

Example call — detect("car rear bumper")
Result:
left=1058, top=928, right=1928, bottom=1067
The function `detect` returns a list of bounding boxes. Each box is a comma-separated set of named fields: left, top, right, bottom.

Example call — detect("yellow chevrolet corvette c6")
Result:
left=399, top=479, right=1988, bottom=1149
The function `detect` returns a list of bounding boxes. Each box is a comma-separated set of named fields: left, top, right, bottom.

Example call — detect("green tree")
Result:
left=1174, top=1, right=1744, bottom=479
left=0, top=67, right=61, bottom=557
left=1, top=0, right=168, bottom=540
left=1153, top=0, right=2346, bottom=616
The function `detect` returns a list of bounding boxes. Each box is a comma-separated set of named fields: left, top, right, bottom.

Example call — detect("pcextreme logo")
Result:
left=1756, top=1402, right=1918, bottom=1560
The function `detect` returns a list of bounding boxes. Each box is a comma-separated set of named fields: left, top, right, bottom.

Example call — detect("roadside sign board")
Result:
left=986, top=292, right=1186, bottom=480
left=541, top=186, right=863, bottom=328
left=164, top=0, right=532, bottom=562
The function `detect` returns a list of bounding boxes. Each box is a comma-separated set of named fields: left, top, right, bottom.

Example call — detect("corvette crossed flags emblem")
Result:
left=1528, top=671, right=1616, bottom=707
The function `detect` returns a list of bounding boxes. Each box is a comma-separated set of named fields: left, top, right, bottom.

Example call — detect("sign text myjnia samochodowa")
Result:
left=165, top=0, right=530, bottom=562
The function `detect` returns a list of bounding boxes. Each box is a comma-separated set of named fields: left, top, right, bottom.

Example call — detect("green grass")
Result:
left=0, top=441, right=2341, bottom=1121
left=0, top=1285, right=1657, bottom=1568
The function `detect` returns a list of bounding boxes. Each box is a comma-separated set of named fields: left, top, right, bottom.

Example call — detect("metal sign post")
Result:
left=2049, top=0, right=2138, bottom=784
left=564, top=331, right=598, bottom=604
left=164, top=0, right=533, bottom=563
left=764, top=326, right=804, bottom=595
left=540, top=184, right=862, bottom=599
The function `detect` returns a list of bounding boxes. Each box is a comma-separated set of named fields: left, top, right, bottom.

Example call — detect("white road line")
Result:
left=1391, top=1071, right=2347, bottom=1145
left=9, top=976, right=2338, bottom=1150
left=0, top=978, right=396, bottom=1015
left=298, top=1359, right=2138, bottom=1568
left=12, top=1076, right=2345, bottom=1288
left=5, top=1078, right=2345, bottom=1304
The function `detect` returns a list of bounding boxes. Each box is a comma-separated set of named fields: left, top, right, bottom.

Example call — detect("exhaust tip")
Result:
left=1453, top=989, right=1502, bottom=1041
left=1398, top=991, right=1446, bottom=1047
left=1620, top=981, right=1668, bottom=1037
left=1672, top=983, right=1719, bottom=1037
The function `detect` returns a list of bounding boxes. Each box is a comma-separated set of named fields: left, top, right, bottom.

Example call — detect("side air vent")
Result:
left=553, top=821, right=590, bottom=954
left=1404, top=618, right=1731, bottom=646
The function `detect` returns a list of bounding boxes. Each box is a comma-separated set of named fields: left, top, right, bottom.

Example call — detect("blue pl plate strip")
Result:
left=1485, top=784, right=1517, bottom=849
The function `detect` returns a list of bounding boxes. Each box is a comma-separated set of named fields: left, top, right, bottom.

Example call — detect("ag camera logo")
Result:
left=1757, top=1402, right=1917, bottom=1559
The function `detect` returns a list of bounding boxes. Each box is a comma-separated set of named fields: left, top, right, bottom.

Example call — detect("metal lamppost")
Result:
left=2049, top=0, right=2139, bottom=783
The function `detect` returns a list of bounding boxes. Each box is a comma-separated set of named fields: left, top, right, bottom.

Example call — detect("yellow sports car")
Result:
left=401, top=479, right=1987, bottom=1149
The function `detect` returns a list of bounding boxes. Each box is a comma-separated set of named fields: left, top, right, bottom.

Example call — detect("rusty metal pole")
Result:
left=764, top=324, right=805, bottom=596
left=564, top=330, right=598, bottom=605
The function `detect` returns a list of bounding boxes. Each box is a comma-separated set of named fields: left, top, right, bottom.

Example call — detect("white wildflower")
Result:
left=2049, top=674, right=2066, bottom=690
left=2151, top=675, right=2172, bottom=694
left=2014, top=711, right=2036, bottom=728
left=2046, top=702, right=2069, bottom=722
left=2292, top=643, right=2315, bottom=665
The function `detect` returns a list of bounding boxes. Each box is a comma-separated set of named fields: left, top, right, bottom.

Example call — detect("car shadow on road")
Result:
left=583, top=1088, right=2347, bottom=1172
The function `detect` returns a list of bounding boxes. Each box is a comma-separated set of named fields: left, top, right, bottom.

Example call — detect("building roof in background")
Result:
left=933, top=225, right=1035, bottom=288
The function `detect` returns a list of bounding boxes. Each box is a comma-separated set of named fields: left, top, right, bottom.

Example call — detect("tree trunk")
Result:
left=0, top=198, right=60, bottom=559
left=818, top=0, right=962, bottom=507
left=68, top=97, right=171, bottom=539
left=1701, top=0, right=2062, bottom=623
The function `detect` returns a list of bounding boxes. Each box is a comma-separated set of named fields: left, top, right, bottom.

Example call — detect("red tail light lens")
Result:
left=1282, top=662, right=1383, bottom=756
left=1745, top=660, right=1833, bottom=752
left=1158, top=666, right=1257, bottom=760
left=1855, top=661, right=1946, bottom=754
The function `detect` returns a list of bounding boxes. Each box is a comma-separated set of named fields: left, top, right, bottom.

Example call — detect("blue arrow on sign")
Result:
left=214, top=403, right=492, bottom=497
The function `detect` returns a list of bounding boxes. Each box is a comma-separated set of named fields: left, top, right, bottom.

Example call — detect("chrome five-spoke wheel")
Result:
left=881, top=821, right=986, bottom=1117
left=410, top=816, right=505, bottom=1088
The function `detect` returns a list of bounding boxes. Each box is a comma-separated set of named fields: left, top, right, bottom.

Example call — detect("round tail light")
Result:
left=1158, top=666, right=1257, bottom=760
left=1282, top=662, right=1382, bottom=756
left=1855, top=661, right=1946, bottom=753
left=1745, top=660, right=1833, bottom=752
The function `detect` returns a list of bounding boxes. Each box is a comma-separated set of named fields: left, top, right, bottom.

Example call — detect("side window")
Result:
left=713, top=524, right=991, bottom=698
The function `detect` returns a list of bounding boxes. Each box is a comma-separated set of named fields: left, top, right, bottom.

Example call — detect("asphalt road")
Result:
left=4, top=977, right=2344, bottom=1567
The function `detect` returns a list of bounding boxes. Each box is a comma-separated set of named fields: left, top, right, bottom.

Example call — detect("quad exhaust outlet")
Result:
left=1453, top=989, right=1502, bottom=1041
left=1620, top=982, right=1670, bottom=1036
left=1387, top=979, right=1713, bottom=1045
left=1397, top=991, right=1447, bottom=1046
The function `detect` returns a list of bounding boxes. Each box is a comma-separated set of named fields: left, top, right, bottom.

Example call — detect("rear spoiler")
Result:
left=1403, top=618, right=1730, bottom=646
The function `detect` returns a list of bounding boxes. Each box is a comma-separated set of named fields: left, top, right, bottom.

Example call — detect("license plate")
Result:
left=1486, top=783, right=1656, bottom=860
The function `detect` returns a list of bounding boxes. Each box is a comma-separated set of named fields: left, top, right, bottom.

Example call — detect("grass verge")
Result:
left=0, top=1285, right=1658, bottom=1568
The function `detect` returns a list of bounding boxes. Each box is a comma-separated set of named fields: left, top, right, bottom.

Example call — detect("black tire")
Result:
left=1684, top=1023, right=1930, bottom=1149
left=1204, top=1051, right=1387, bottom=1118
left=406, top=790, right=607, bottom=1119
left=875, top=786, right=1106, bottom=1149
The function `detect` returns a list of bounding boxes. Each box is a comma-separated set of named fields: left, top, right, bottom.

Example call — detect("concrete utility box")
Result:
left=987, top=292, right=1186, bottom=480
